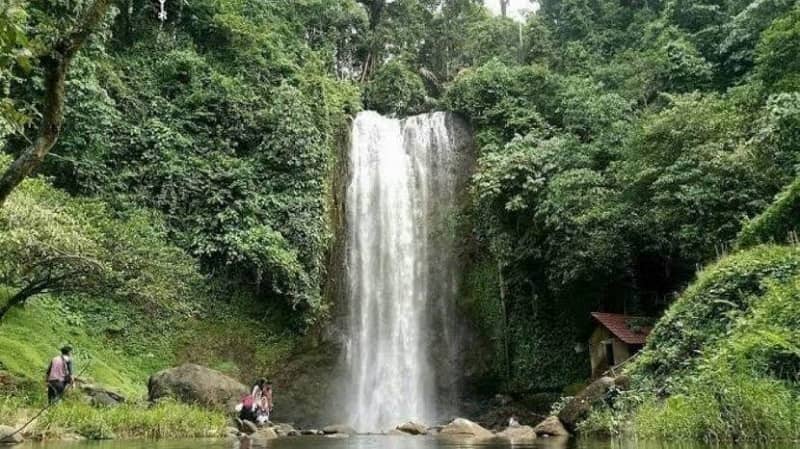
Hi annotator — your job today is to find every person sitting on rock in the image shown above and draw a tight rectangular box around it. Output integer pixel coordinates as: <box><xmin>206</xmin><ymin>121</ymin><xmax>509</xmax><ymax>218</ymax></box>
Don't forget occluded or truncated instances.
<box><xmin>261</xmin><ymin>380</ymin><xmax>273</xmax><ymax>422</ymax></box>
<box><xmin>237</xmin><ymin>393</ymin><xmax>258</xmax><ymax>424</ymax></box>
<box><xmin>251</xmin><ymin>379</ymin><xmax>273</xmax><ymax>424</ymax></box>
<box><xmin>45</xmin><ymin>346</ymin><xmax>73</xmax><ymax>404</ymax></box>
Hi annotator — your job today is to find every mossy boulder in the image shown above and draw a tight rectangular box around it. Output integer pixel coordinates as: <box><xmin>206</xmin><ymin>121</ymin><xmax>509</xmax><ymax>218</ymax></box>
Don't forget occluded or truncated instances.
<box><xmin>147</xmin><ymin>363</ymin><xmax>247</xmax><ymax>410</ymax></box>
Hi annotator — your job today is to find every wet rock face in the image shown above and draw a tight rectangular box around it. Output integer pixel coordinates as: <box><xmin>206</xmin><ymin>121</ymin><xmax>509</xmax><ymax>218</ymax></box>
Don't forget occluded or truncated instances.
<box><xmin>147</xmin><ymin>363</ymin><xmax>247</xmax><ymax>410</ymax></box>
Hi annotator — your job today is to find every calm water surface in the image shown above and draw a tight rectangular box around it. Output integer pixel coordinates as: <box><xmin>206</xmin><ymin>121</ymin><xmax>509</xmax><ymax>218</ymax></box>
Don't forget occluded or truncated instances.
<box><xmin>28</xmin><ymin>436</ymin><xmax>800</xmax><ymax>449</ymax></box>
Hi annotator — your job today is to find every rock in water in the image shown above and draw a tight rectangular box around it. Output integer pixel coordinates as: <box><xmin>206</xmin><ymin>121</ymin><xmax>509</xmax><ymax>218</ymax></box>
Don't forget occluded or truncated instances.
<box><xmin>322</xmin><ymin>424</ymin><xmax>356</xmax><ymax>435</ymax></box>
<box><xmin>250</xmin><ymin>427</ymin><xmax>279</xmax><ymax>444</ymax></box>
<box><xmin>0</xmin><ymin>426</ymin><xmax>23</xmax><ymax>445</ymax></box>
<box><xmin>147</xmin><ymin>363</ymin><xmax>247</xmax><ymax>410</ymax></box>
<box><xmin>272</xmin><ymin>423</ymin><xmax>297</xmax><ymax>437</ymax></box>
<box><xmin>496</xmin><ymin>425</ymin><xmax>537</xmax><ymax>441</ymax></box>
<box><xmin>439</xmin><ymin>418</ymin><xmax>493</xmax><ymax>439</ymax></box>
<box><xmin>396</xmin><ymin>421</ymin><xmax>427</xmax><ymax>435</ymax></box>
<box><xmin>239</xmin><ymin>420</ymin><xmax>259</xmax><ymax>435</ymax></box>
<box><xmin>533</xmin><ymin>416</ymin><xmax>570</xmax><ymax>437</ymax></box>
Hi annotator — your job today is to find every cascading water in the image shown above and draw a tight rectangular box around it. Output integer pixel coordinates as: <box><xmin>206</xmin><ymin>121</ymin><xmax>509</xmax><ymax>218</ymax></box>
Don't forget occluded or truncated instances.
<box><xmin>344</xmin><ymin>110</ymin><xmax>473</xmax><ymax>432</ymax></box>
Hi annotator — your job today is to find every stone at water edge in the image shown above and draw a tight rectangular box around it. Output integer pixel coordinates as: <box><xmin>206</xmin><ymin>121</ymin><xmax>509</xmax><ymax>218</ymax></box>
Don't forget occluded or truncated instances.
<box><xmin>496</xmin><ymin>425</ymin><xmax>537</xmax><ymax>441</ymax></box>
<box><xmin>322</xmin><ymin>424</ymin><xmax>356</xmax><ymax>435</ymax></box>
<box><xmin>250</xmin><ymin>427</ymin><xmax>279</xmax><ymax>442</ymax></box>
<box><xmin>396</xmin><ymin>421</ymin><xmax>428</xmax><ymax>435</ymax></box>
<box><xmin>533</xmin><ymin>416</ymin><xmax>570</xmax><ymax>437</ymax></box>
<box><xmin>558</xmin><ymin>375</ymin><xmax>623</xmax><ymax>431</ymax></box>
<box><xmin>386</xmin><ymin>429</ymin><xmax>407</xmax><ymax>436</ymax></box>
<box><xmin>300</xmin><ymin>429</ymin><xmax>321</xmax><ymax>435</ymax></box>
<box><xmin>272</xmin><ymin>423</ymin><xmax>298</xmax><ymax>437</ymax></box>
<box><xmin>0</xmin><ymin>426</ymin><xmax>23</xmax><ymax>445</ymax></box>
<box><xmin>238</xmin><ymin>419</ymin><xmax>259</xmax><ymax>435</ymax></box>
<box><xmin>439</xmin><ymin>418</ymin><xmax>494</xmax><ymax>439</ymax></box>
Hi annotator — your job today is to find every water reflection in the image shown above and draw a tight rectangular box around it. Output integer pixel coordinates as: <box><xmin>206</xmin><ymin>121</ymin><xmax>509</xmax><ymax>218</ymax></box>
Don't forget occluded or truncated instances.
<box><xmin>27</xmin><ymin>435</ymin><xmax>800</xmax><ymax>449</ymax></box>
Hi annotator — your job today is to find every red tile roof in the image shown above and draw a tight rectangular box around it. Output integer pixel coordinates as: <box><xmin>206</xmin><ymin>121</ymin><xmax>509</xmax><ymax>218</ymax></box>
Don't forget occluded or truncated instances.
<box><xmin>591</xmin><ymin>312</ymin><xmax>652</xmax><ymax>345</ymax></box>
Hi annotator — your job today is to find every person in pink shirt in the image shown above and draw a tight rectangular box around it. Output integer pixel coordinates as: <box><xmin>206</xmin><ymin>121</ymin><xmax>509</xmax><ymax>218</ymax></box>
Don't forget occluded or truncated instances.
<box><xmin>45</xmin><ymin>346</ymin><xmax>73</xmax><ymax>404</ymax></box>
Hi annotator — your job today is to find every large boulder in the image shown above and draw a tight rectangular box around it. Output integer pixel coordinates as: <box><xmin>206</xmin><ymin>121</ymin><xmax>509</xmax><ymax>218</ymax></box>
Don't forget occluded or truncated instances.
<box><xmin>0</xmin><ymin>426</ymin><xmax>22</xmax><ymax>445</ymax></box>
<box><xmin>147</xmin><ymin>364</ymin><xmax>247</xmax><ymax>410</ymax></box>
<box><xmin>496</xmin><ymin>425</ymin><xmax>537</xmax><ymax>441</ymax></box>
<box><xmin>533</xmin><ymin>416</ymin><xmax>569</xmax><ymax>437</ymax></box>
<box><xmin>396</xmin><ymin>421</ymin><xmax>427</xmax><ymax>435</ymax></box>
<box><xmin>439</xmin><ymin>418</ymin><xmax>493</xmax><ymax>439</ymax></box>
<box><xmin>557</xmin><ymin>375</ymin><xmax>626</xmax><ymax>431</ymax></box>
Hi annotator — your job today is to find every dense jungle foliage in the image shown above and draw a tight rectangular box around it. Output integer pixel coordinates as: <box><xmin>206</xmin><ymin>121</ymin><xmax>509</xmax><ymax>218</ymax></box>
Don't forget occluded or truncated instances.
<box><xmin>1</xmin><ymin>0</ymin><xmax>800</xmax><ymax>442</ymax></box>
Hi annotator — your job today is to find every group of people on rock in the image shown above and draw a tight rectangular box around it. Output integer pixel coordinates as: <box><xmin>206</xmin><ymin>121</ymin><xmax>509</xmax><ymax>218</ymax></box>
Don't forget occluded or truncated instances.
<box><xmin>237</xmin><ymin>378</ymin><xmax>274</xmax><ymax>425</ymax></box>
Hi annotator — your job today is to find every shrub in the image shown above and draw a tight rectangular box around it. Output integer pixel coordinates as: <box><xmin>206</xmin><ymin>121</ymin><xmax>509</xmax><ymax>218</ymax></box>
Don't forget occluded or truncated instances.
<box><xmin>363</xmin><ymin>59</ymin><xmax>427</xmax><ymax>116</ymax></box>
<box><xmin>737</xmin><ymin>177</ymin><xmax>800</xmax><ymax>248</ymax></box>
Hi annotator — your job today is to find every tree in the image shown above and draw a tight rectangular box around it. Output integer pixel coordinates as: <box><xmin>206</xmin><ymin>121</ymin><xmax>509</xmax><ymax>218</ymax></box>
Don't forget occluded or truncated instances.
<box><xmin>0</xmin><ymin>164</ymin><xmax>202</xmax><ymax>323</ymax></box>
<box><xmin>500</xmin><ymin>0</ymin><xmax>510</xmax><ymax>17</ymax></box>
<box><xmin>363</xmin><ymin>58</ymin><xmax>427</xmax><ymax>115</ymax></box>
<box><xmin>1</xmin><ymin>3</ymin><xmax>31</xmax><ymax>141</ymax></box>
<box><xmin>0</xmin><ymin>0</ymin><xmax>112</xmax><ymax>206</ymax></box>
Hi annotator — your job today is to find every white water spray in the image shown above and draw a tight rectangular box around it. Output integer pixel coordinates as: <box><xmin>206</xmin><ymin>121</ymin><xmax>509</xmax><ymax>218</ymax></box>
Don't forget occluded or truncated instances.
<box><xmin>344</xmin><ymin>111</ymin><xmax>472</xmax><ymax>432</ymax></box>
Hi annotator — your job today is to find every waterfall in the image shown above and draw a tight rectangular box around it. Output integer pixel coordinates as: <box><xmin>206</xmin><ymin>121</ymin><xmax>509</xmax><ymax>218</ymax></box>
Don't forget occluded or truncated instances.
<box><xmin>344</xmin><ymin>110</ymin><xmax>473</xmax><ymax>432</ymax></box>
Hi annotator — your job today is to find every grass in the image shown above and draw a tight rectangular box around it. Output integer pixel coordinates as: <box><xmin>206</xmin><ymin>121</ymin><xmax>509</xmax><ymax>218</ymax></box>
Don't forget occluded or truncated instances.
<box><xmin>632</xmin><ymin>372</ymin><xmax>800</xmax><ymax>442</ymax></box>
<box><xmin>27</xmin><ymin>399</ymin><xmax>227</xmax><ymax>440</ymax></box>
<box><xmin>0</xmin><ymin>295</ymin><xmax>166</xmax><ymax>400</ymax></box>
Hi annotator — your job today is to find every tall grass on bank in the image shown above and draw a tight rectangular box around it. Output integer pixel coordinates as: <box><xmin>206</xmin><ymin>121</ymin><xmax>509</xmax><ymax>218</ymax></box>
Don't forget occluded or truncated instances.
<box><xmin>632</xmin><ymin>369</ymin><xmax>800</xmax><ymax>441</ymax></box>
<box><xmin>32</xmin><ymin>399</ymin><xmax>227</xmax><ymax>440</ymax></box>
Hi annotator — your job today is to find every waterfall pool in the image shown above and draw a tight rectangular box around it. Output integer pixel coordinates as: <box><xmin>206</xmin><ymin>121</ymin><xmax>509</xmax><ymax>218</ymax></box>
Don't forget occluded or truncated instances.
<box><xmin>24</xmin><ymin>436</ymin><xmax>800</xmax><ymax>449</ymax></box>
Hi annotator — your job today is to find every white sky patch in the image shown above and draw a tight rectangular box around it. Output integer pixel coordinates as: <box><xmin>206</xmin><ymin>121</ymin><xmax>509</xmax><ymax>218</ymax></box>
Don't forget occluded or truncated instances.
<box><xmin>484</xmin><ymin>0</ymin><xmax>539</xmax><ymax>20</ymax></box>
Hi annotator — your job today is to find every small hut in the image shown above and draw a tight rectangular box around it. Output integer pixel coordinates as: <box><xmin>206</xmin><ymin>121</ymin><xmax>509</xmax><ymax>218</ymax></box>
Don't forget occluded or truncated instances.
<box><xmin>588</xmin><ymin>312</ymin><xmax>653</xmax><ymax>378</ymax></box>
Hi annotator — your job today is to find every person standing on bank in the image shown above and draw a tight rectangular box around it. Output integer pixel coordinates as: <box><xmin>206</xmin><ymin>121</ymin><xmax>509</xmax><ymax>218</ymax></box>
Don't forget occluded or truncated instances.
<box><xmin>46</xmin><ymin>346</ymin><xmax>73</xmax><ymax>404</ymax></box>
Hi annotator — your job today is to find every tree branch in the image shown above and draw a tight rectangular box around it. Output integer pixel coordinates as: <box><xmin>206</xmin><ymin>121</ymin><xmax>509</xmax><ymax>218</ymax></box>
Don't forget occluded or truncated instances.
<box><xmin>0</xmin><ymin>0</ymin><xmax>113</xmax><ymax>206</ymax></box>
<box><xmin>0</xmin><ymin>280</ymin><xmax>50</xmax><ymax>322</ymax></box>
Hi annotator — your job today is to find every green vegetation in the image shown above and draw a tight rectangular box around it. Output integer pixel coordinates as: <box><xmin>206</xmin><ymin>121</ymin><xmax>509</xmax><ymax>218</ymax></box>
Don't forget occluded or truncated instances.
<box><xmin>1</xmin><ymin>0</ymin><xmax>800</xmax><ymax>442</ymax></box>
<box><xmin>35</xmin><ymin>400</ymin><xmax>226</xmax><ymax>440</ymax></box>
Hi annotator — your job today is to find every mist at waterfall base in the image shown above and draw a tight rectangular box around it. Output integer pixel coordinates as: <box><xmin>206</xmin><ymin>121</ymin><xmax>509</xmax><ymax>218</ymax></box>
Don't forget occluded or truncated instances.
<box><xmin>343</xmin><ymin>111</ymin><xmax>474</xmax><ymax>433</ymax></box>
